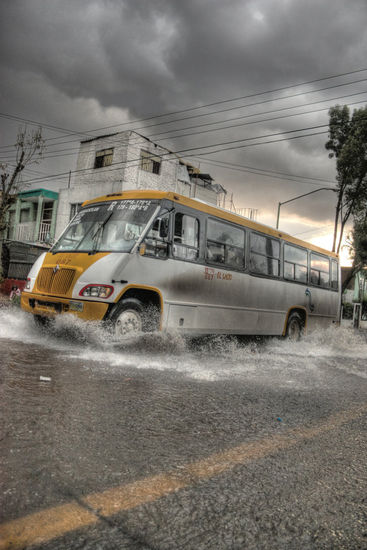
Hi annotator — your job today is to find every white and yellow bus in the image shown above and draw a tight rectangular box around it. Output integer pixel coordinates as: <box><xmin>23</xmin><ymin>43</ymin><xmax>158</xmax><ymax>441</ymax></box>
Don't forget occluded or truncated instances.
<box><xmin>21</xmin><ymin>190</ymin><xmax>340</xmax><ymax>339</ymax></box>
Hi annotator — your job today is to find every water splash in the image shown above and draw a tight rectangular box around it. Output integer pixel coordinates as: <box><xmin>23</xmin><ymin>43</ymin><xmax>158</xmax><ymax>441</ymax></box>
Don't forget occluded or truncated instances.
<box><xmin>0</xmin><ymin>309</ymin><xmax>366</xmax><ymax>383</ymax></box>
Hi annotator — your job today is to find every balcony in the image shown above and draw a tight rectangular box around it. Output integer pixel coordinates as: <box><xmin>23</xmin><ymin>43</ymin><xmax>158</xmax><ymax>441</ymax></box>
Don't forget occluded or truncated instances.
<box><xmin>14</xmin><ymin>222</ymin><xmax>51</xmax><ymax>243</ymax></box>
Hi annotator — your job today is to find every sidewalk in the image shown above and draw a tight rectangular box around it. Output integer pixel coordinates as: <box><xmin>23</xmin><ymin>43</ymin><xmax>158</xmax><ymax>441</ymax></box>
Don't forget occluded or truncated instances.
<box><xmin>340</xmin><ymin>317</ymin><xmax>367</xmax><ymax>331</ymax></box>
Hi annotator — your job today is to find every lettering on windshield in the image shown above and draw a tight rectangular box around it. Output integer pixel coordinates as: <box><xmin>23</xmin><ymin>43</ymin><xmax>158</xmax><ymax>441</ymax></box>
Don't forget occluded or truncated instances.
<box><xmin>71</xmin><ymin>207</ymin><xmax>101</xmax><ymax>226</ymax></box>
<box><xmin>117</xmin><ymin>200</ymin><xmax>152</xmax><ymax>211</ymax></box>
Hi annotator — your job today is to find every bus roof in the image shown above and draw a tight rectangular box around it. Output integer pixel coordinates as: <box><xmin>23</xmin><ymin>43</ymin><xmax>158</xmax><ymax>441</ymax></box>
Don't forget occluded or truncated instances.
<box><xmin>83</xmin><ymin>190</ymin><xmax>338</xmax><ymax>259</ymax></box>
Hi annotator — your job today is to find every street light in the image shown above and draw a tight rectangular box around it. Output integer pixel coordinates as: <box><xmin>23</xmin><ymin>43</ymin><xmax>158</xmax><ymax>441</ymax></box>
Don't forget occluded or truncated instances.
<box><xmin>276</xmin><ymin>187</ymin><xmax>336</xmax><ymax>229</ymax></box>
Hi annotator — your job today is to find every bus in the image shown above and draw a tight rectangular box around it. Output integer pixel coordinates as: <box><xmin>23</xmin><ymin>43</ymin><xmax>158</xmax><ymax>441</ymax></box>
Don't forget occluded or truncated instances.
<box><xmin>21</xmin><ymin>190</ymin><xmax>340</xmax><ymax>339</ymax></box>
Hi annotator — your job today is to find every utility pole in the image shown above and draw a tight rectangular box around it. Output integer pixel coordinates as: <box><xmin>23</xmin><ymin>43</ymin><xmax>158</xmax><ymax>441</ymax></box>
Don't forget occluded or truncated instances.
<box><xmin>276</xmin><ymin>187</ymin><xmax>336</xmax><ymax>229</ymax></box>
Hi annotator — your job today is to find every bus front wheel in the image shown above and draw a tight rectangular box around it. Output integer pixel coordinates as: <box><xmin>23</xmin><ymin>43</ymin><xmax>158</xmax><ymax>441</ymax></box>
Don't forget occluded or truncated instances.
<box><xmin>34</xmin><ymin>315</ymin><xmax>52</xmax><ymax>329</ymax></box>
<box><xmin>286</xmin><ymin>312</ymin><xmax>303</xmax><ymax>341</ymax></box>
<box><xmin>110</xmin><ymin>298</ymin><xmax>147</xmax><ymax>338</ymax></box>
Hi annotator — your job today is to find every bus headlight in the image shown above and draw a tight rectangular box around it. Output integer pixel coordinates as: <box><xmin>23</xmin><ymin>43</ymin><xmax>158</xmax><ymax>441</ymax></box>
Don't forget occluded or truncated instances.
<box><xmin>79</xmin><ymin>285</ymin><xmax>114</xmax><ymax>299</ymax></box>
<box><xmin>25</xmin><ymin>278</ymin><xmax>31</xmax><ymax>290</ymax></box>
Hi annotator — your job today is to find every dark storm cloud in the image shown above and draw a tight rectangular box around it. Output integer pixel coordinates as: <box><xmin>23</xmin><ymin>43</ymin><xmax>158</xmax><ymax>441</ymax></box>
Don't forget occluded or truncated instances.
<box><xmin>1</xmin><ymin>0</ymin><xmax>367</xmax><ymax>232</ymax></box>
<box><xmin>2</xmin><ymin>0</ymin><xmax>366</xmax><ymax>114</ymax></box>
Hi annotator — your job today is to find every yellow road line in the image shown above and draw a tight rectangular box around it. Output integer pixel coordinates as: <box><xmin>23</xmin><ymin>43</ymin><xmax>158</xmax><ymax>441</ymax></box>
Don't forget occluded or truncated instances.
<box><xmin>1</xmin><ymin>404</ymin><xmax>366</xmax><ymax>549</ymax></box>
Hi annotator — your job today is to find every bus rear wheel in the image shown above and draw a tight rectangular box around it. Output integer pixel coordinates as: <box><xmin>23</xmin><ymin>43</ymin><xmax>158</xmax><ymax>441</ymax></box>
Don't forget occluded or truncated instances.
<box><xmin>110</xmin><ymin>298</ymin><xmax>150</xmax><ymax>338</ymax></box>
<box><xmin>286</xmin><ymin>312</ymin><xmax>303</xmax><ymax>341</ymax></box>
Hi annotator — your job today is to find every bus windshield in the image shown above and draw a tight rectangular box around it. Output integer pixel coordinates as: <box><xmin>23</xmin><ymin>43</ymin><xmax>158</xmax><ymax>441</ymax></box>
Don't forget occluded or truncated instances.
<box><xmin>52</xmin><ymin>199</ymin><xmax>159</xmax><ymax>253</ymax></box>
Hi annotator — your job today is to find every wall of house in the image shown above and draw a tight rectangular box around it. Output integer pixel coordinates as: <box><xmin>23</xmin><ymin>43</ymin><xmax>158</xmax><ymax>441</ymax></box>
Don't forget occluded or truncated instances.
<box><xmin>55</xmin><ymin>131</ymin><xmax>220</xmax><ymax>238</ymax></box>
<box><xmin>74</xmin><ymin>132</ymin><xmax>129</xmax><ymax>189</ymax></box>
<box><xmin>122</xmin><ymin>132</ymin><xmax>178</xmax><ymax>192</ymax></box>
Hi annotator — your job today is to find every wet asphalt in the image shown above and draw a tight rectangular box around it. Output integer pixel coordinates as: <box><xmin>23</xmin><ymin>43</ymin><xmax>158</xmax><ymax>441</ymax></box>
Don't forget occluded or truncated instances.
<box><xmin>0</xmin><ymin>307</ymin><xmax>366</xmax><ymax>549</ymax></box>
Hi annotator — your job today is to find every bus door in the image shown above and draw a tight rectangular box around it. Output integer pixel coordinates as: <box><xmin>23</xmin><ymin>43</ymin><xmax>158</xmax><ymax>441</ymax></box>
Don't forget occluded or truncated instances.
<box><xmin>165</xmin><ymin>206</ymin><xmax>205</xmax><ymax>331</ymax></box>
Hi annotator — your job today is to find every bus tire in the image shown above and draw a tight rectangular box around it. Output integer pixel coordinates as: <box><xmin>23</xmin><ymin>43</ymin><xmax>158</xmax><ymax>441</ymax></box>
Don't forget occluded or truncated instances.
<box><xmin>286</xmin><ymin>312</ymin><xmax>303</xmax><ymax>341</ymax></box>
<box><xmin>110</xmin><ymin>298</ymin><xmax>149</xmax><ymax>338</ymax></box>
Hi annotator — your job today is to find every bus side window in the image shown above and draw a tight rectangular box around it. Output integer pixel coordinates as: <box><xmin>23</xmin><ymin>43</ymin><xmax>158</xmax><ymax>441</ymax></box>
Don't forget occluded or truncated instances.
<box><xmin>310</xmin><ymin>253</ymin><xmax>330</xmax><ymax>287</ymax></box>
<box><xmin>284</xmin><ymin>244</ymin><xmax>308</xmax><ymax>283</ymax></box>
<box><xmin>173</xmin><ymin>213</ymin><xmax>199</xmax><ymax>261</ymax></box>
<box><xmin>206</xmin><ymin>218</ymin><xmax>245</xmax><ymax>269</ymax></box>
<box><xmin>250</xmin><ymin>233</ymin><xmax>280</xmax><ymax>277</ymax></box>
<box><xmin>331</xmin><ymin>260</ymin><xmax>338</xmax><ymax>289</ymax></box>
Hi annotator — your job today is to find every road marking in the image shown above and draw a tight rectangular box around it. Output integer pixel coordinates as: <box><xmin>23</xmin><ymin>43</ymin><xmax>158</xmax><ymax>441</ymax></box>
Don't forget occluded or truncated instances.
<box><xmin>1</xmin><ymin>404</ymin><xmax>366</xmax><ymax>549</ymax></box>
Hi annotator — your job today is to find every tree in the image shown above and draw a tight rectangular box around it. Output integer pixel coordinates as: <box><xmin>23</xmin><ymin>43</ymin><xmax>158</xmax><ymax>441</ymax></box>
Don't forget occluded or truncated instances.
<box><xmin>325</xmin><ymin>105</ymin><xmax>367</xmax><ymax>253</ymax></box>
<box><xmin>0</xmin><ymin>126</ymin><xmax>45</xmax><ymax>279</ymax></box>
<box><xmin>352</xmin><ymin>214</ymin><xmax>367</xmax><ymax>268</ymax></box>
<box><xmin>342</xmin><ymin>211</ymin><xmax>367</xmax><ymax>293</ymax></box>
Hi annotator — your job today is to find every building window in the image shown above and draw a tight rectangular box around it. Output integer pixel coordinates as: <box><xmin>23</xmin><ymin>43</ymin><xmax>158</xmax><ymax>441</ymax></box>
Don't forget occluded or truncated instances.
<box><xmin>42</xmin><ymin>201</ymin><xmax>54</xmax><ymax>223</ymax></box>
<box><xmin>250</xmin><ymin>233</ymin><xmax>280</xmax><ymax>277</ymax></box>
<box><xmin>206</xmin><ymin>218</ymin><xmax>245</xmax><ymax>269</ymax></box>
<box><xmin>140</xmin><ymin>150</ymin><xmax>161</xmax><ymax>175</ymax></box>
<box><xmin>94</xmin><ymin>148</ymin><xmax>114</xmax><ymax>169</ymax></box>
<box><xmin>70</xmin><ymin>203</ymin><xmax>82</xmax><ymax>220</ymax></box>
<box><xmin>284</xmin><ymin>244</ymin><xmax>308</xmax><ymax>283</ymax></box>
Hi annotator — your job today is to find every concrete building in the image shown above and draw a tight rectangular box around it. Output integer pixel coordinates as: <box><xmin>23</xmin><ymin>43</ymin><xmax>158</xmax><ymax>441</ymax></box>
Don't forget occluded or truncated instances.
<box><xmin>5</xmin><ymin>188</ymin><xmax>59</xmax><ymax>244</ymax></box>
<box><xmin>55</xmin><ymin>131</ymin><xmax>226</xmax><ymax>237</ymax></box>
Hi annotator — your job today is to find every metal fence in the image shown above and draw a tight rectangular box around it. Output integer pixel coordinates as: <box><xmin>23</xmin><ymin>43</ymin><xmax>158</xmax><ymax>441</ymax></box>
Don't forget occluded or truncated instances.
<box><xmin>1</xmin><ymin>240</ymin><xmax>50</xmax><ymax>280</ymax></box>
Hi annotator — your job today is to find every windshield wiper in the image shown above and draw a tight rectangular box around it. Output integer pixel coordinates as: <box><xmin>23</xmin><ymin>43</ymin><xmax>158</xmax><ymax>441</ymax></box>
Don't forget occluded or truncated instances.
<box><xmin>87</xmin><ymin>212</ymin><xmax>114</xmax><ymax>255</ymax></box>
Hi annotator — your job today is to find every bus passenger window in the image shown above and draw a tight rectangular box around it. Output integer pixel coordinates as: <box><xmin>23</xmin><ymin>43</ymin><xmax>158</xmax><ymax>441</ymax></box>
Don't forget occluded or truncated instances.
<box><xmin>173</xmin><ymin>213</ymin><xmax>199</xmax><ymax>261</ymax></box>
<box><xmin>206</xmin><ymin>218</ymin><xmax>245</xmax><ymax>269</ymax></box>
<box><xmin>284</xmin><ymin>261</ymin><xmax>294</xmax><ymax>279</ymax></box>
<box><xmin>331</xmin><ymin>260</ymin><xmax>338</xmax><ymax>289</ymax></box>
<box><xmin>310</xmin><ymin>253</ymin><xmax>330</xmax><ymax>287</ymax></box>
<box><xmin>250</xmin><ymin>233</ymin><xmax>280</xmax><ymax>276</ymax></box>
<box><xmin>284</xmin><ymin>244</ymin><xmax>308</xmax><ymax>283</ymax></box>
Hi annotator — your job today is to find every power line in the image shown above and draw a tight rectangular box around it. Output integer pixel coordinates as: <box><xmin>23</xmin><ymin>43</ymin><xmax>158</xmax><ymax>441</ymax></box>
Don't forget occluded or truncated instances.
<box><xmin>192</xmin><ymin>157</ymin><xmax>336</xmax><ymax>186</ymax></box>
<box><xmin>294</xmin><ymin>223</ymin><xmax>334</xmax><ymax>237</ymax></box>
<box><xmin>0</xmin><ymin>68</ymin><xmax>366</xmax><ymax>151</ymax></box>
<box><xmin>19</xmin><ymin>123</ymin><xmax>332</xmax><ymax>186</ymax></box>
<box><xmin>192</xmin><ymin>130</ymin><xmax>328</xmax><ymax>158</ymax></box>
<box><xmin>149</xmin><ymin>98</ymin><xmax>367</xmax><ymax>144</ymax></box>
<box><xmin>167</xmin><ymin>124</ymin><xmax>329</xmax><ymax>156</ymax></box>
<box><xmin>7</xmin><ymin>133</ymin><xmax>337</xmax><ymax>191</ymax></box>
<box><xmin>9</xmin><ymin>107</ymin><xmax>367</xmax><ymax>191</ymax></box>
<box><xmin>123</xmin><ymin>77</ymin><xmax>367</xmax><ymax>134</ymax></box>
<box><xmin>147</xmin><ymin>94</ymin><xmax>367</xmax><ymax>141</ymax></box>
<box><xmin>2</xmin><ymin>92</ymin><xmax>366</xmax><ymax>164</ymax></box>
<box><xmin>0</xmin><ymin>113</ymin><xmax>87</xmax><ymax>138</ymax></box>
<box><xmin>44</xmin><ymin>67</ymin><xmax>367</xmax><ymax>135</ymax></box>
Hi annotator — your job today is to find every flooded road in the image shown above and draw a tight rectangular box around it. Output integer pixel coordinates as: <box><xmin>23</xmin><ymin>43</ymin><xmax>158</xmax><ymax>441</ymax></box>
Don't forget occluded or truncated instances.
<box><xmin>1</xmin><ymin>307</ymin><xmax>366</xmax><ymax>549</ymax></box>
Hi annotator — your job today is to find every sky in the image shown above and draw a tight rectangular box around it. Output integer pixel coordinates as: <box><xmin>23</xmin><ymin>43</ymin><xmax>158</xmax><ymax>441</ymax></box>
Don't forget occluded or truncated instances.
<box><xmin>1</xmin><ymin>0</ymin><xmax>367</xmax><ymax>264</ymax></box>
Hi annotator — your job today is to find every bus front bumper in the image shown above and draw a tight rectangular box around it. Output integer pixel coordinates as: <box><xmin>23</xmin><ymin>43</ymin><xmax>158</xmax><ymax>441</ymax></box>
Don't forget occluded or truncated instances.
<box><xmin>21</xmin><ymin>292</ymin><xmax>110</xmax><ymax>321</ymax></box>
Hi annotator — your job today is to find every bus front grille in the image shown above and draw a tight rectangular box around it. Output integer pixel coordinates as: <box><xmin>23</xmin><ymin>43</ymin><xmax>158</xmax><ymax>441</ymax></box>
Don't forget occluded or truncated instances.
<box><xmin>36</xmin><ymin>268</ymin><xmax>76</xmax><ymax>295</ymax></box>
